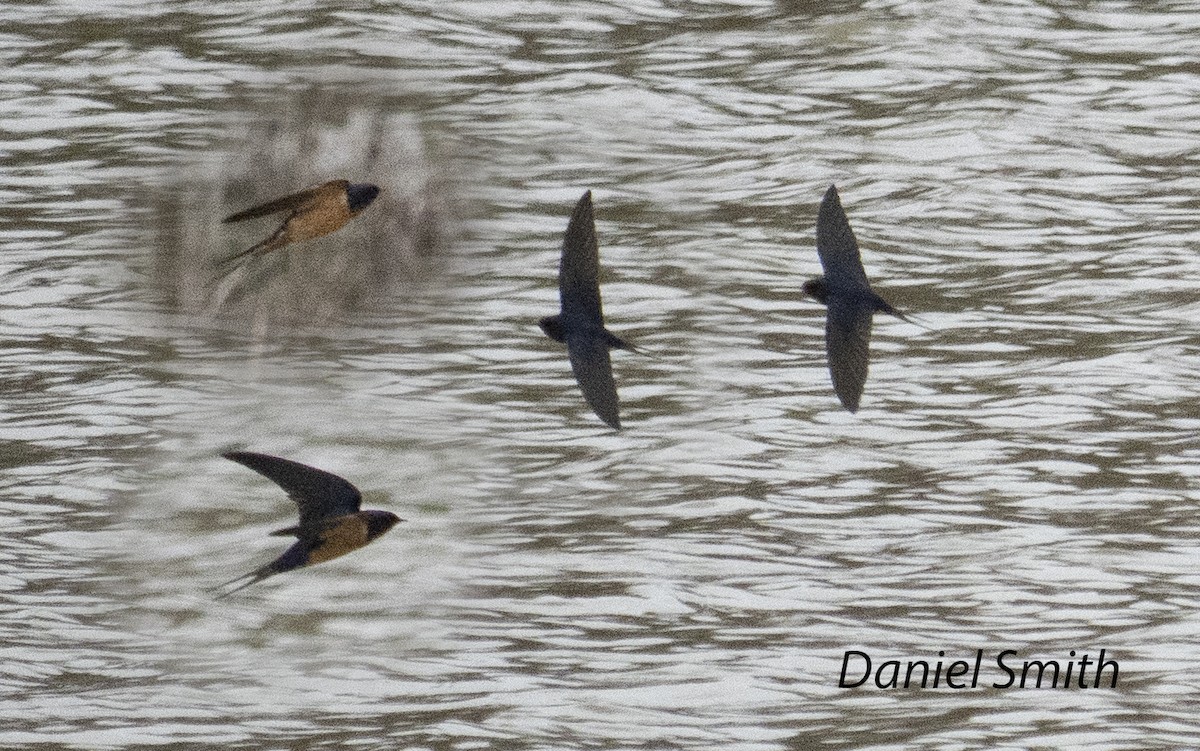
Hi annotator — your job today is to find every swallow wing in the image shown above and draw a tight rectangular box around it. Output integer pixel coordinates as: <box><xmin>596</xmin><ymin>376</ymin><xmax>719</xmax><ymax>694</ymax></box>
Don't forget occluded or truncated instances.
<box><xmin>824</xmin><ymin>297</ymin><xmax>874</xmax><ymax>413</ymax></box>
<box><xmin>559</xmin><ymin>191</ymin><xmax>604</xmax><ymax>327</ymax></box>
<box><xmin>222</xmin><ymin>180</ymin><xmax>349</xmax><ymax>223</ymax></box>
<box><xmin>223</xmin><ymin>451</ymin><xmax>363</xmax><ymax>531</ymax></box>
<box><xmin>566</xmin><ymin>332</ymin><xmax>620</xmax><ymax>429</ymax></box>
<box><xmin>816</xmin><ymin>184</ymin><xmax>870</xmax><ymax>289</ymax></box>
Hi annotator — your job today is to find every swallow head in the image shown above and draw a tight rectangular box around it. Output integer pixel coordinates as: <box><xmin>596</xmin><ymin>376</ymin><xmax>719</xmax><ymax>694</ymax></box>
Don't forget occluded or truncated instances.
<box><xmin>361</xmin><ymin>509</ymin><xmax>402</xmax><ymax>540</ymax></box>
<box><xmin>346</xmin><ymin>183</ymin><xmax>382</xmax><ymax>214</ymax></box>
<box><xmin>539</xmin><ymin>314</ymin><xmax>566</xmax><ymax>343</ymax></box>
<box><xmin>802</xmin><ymin>278</ymin><xmax>829</xmax><ymax>305</ymax></box>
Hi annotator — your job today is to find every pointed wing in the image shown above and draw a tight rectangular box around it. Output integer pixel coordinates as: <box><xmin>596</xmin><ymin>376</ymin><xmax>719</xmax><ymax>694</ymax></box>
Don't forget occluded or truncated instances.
<box><xmin>566</xmin><ymin>333</ymin><xmax>620</xmax><ymax>429</ymax></box>
<box><xmin>816</xmin><ymin>184</ymin><xmax>870</xmax><ymax>288</ymax></box>
<box><xmin>824</xmin><ymin>297</ymin><xmax>874</xmax><ymax>413</ymax></box>
<box><xmin>222</xmin><ymin>180</ymin><xmax>348</xmax><ymax>223</ymax></box>
<box><xmin>559</xmin><ymin>191</ymin><xmax>604</xmax><ymax>327</ymax></box>
<box><xmin>223</xmin><ymin>451</ymin><xmax>362</xmax><ymax>530</ymax></box>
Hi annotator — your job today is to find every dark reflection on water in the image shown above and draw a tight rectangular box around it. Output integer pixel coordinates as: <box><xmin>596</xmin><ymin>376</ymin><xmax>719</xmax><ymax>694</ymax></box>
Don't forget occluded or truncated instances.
<box><xmin>1</xmin><ymin>0</ymin><xmax>1198</xmax><ymax>748</ymax></box>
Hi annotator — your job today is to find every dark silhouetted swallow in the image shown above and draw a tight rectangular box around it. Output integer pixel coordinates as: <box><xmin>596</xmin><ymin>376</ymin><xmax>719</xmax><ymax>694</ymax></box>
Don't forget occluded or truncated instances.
<box><xmin>221</xmin><ymin>179</ymin><xmax>381</xmax><ymax>266</ymax></box>
<box><xmin>215</xmin><ymin>451</ymin><xmax>401</xmax><ymax>598</ymax></box>
<box><xmin>802</xmin><ymin>184</ymin><xmax>910</xmax><ymax>413</ymax></box>
<box><xmin>539</xmin><ymin>190</ymin><xmax>635</xmax><ymax>430</ymax></box>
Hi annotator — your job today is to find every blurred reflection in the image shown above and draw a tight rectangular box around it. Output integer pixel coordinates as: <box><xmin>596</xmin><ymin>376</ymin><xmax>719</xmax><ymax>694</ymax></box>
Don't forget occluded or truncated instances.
<box><xmin>152</xmin><ymin>91</ymin><xmax>453</xmax><ymax>330</ymax></box>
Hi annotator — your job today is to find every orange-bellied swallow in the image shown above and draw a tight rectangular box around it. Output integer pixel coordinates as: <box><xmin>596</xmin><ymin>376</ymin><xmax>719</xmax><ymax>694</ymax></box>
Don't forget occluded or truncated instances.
<box><xmin>220</xmin><ymin>179</ymin><xmax>381</xmax><ymax>266</ymax></box>
<box><xmin>802</xmin><ymin>184</ymin><xmax>911</xmax><ymax>412</ymax></box>
<box><xmin>214</xmin><ymin>451</ymin><xmax>401</xmax><ymax>598</ymax></box>
<box><xmin>538</xmin><ymin>191</ymin><xmax>636</xmax><ymax>430</ymax></box>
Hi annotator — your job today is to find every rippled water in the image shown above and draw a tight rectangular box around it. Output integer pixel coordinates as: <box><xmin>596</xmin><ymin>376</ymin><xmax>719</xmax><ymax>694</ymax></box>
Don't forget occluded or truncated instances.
<box><xmin>2</xmin><ymin>1</ymin><xmax>1199</xmax><ymax>749</ymax></box>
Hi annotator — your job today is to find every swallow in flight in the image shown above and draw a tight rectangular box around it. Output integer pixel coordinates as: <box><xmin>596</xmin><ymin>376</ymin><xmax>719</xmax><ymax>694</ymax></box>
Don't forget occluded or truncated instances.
<box><xmin>215</xmin><ymin>451</ymin><xmax>401</xmax><ymax>598</ymax></box>
<box><xmin>221</xmin><ymin>179</ymin><xmax>381</xmax><ymax>266</ymax></box>
<box><xmin>539</xmin><ymin>190</ymin><xmax>636</xmax><ymax>430</ymax></box>
<box><xmin>802</xmin><ymin>184</ymin><xmax>910</xmax><ymax>413</ymax></box>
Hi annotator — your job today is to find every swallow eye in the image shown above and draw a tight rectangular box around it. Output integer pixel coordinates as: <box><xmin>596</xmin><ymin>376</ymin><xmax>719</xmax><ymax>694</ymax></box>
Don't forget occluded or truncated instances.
<box><xmin>346</xmin><ymin>183</ymin><xmax>381</xmax><ymax>213</ymax></box>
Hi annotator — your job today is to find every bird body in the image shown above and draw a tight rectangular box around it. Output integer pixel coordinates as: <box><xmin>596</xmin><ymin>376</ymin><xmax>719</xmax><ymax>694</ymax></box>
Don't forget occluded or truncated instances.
<box><xmin>215</xmin><ymin>451</ymin><xmax>401</xmax><ymax>598</ymax></box>
<box><xmin>804</xmin><ymin>184</ymin><xmax>909</xmax><ymax>412</ymax></box>
<box><xmin>221</xmin><ymin>179</ymin><xmax>381</xmax><ymax>266</ymax></box>
<box><xmin>539</xmin><ymin>191</ymin><xmax>633</xmax><ymax>430</ymax></box>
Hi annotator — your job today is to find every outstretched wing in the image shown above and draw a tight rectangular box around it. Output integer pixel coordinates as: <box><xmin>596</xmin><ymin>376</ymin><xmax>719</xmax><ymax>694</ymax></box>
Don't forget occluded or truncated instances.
<box><xmin>559</xmin><ymin>191</ymin><xmax>604</xmax><ymax>327</ymax></box>
<box><xmin>566</xmin><ymin>333</ymin><xmax>620</xmax><ymax>430</ymax></box>
<box><xmin>824</xmin><ymin>297</ymin><xmax>874</xmax><ymax>413</ymax></box>
<box><xmin>816</xmin><ymin>184</ymin><xmax>870</xmax><ymax>289</ymax></box>
<box><xmin>223</xmin><ymin>451</ymin><xmax>362</xmax><ymax>531</ymax></box>
<box><xmin>222</xmin><ymin>180</ymin><xmax>348</xmax><ymax>223</ymax></box>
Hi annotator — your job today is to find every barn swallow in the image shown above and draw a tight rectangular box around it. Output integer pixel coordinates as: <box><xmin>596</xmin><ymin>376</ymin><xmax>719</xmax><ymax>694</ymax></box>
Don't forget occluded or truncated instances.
<box><xmin>214</xmin><ymin>451</ymin><xmax>401</xmax><ymax>598</ymax></box>
<box><xmin>538</xmin><ymin>191</ymin><xmax>635</xmax><ymax>430</ymax></box>
<box><xmin>802</xmin><ymin>184</ymin><xmax>910</xmax><ymax>413</ymax></box>
<box><xmin>221</xmin><ymin>179</ymin><xmax>381</xmax><ymax>266</ymax></box>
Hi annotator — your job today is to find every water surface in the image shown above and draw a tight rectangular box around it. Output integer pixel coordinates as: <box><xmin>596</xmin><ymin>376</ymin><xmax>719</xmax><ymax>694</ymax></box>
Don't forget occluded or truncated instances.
<box><xmin>1</xmin><ymin>2</ymin><xmax>1198</xmax><ymax>749</ymax></box>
